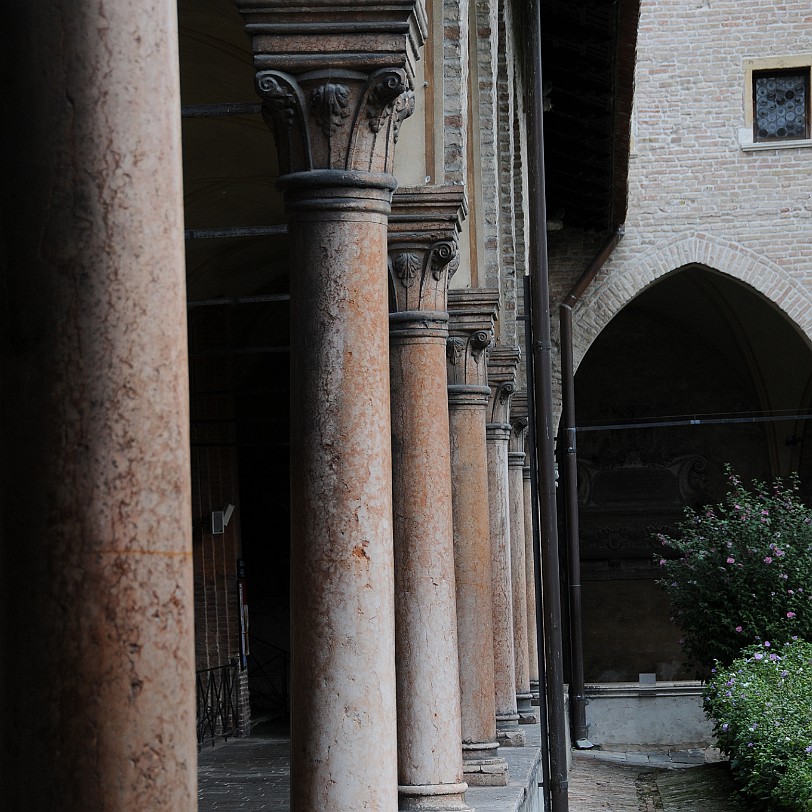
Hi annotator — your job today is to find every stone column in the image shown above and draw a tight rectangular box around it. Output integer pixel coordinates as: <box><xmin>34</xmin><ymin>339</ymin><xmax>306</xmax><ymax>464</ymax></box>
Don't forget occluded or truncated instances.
<box><xmin>486</xmin><ymin>346</ymin><xmax>525</xmax><ymax>747</ymax></box>
<box><xmin>447</xmin><ymin>290</ymin><xmax>509</xmax><ymax>787</ymax></box>
<box><xmin>235</xmin><ymin>4</ymin><xmax>427</xmax><ymax>810</ymax></box>
<box><xmin>509</xmin><ymin>394</ymin><xmax>536</xmax><ymax>724</ymax></box>
<box><xmin>1</xmin><ymin>3</ymin><xmax>195</xmax><ymax>809</ymax></box>
<box><xmin>524</xmin><ymin>463</ymin><xmax>542</xmax><ymax>701</ymax></box>
<box><xmin>388</xmin><ymin>186</ymin><xmax>470</xmax><ymax>812</ymax></box>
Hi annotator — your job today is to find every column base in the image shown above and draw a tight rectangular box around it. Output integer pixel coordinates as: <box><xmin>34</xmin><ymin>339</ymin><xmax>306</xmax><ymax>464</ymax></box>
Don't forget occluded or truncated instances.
<box><xmin>398</xmin><ymin>781</ymin><xmax>470</xmax><ymax>811</ymax></box>
<box><xmin>530</xmin><ymin>680</ymin><xmax>541</xmax><ymax>706</ymax></box>
<box><xmin>516</xmin><ymin>692</ymin><xmax>537</xmax><ymax>724</ymax></box>
<box><xmin>495</xmin><ymin>713</ymin><xmax>526</xmax><ymax>747</ymax></box>
<box><xmin>462</xmin><ymin>741</ymin><xmax>509</xmax><ymax>787</ymax></box>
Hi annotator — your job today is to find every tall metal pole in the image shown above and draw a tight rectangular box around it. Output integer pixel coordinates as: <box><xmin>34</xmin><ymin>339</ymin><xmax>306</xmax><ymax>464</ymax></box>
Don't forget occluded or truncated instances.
<box><xmin>527</xmin><ymin>1</ymin><xmax>569</xmax><ymax>808</ymax></box>
<box><xmin>523</xmin><ymin>276</ymin><xmax>552</xmax><ymax>812</ymax></box>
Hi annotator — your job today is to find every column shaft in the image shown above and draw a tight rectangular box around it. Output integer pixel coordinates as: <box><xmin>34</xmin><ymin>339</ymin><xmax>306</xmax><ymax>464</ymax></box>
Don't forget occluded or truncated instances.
<box><xmin>1</xmin><ymin>3</ymin><xmax>195</xmax><ymax>808</ymax></box>
<box><xmin>447</xmin><ymin>290</ymin><xmax>508</xmax><ymax>786</ymax></box>
<box><xmin>486</xmin><ymin>347</ymin><xmax>524</xmax><ymax>747</ymax></box>
<box><xmin>524</xmin><ymin>466</ymin><xmax>541</xmax><ymax>695</ymax></box>
<box><xmin>287</xmin><ymin>176</ymin><xmax>399</xmax><ymax>812</ymax></box>
<box><xmin>389</xmin><ymin>187</ymin><xmax>469</xmax><ymax>811</ymax></box>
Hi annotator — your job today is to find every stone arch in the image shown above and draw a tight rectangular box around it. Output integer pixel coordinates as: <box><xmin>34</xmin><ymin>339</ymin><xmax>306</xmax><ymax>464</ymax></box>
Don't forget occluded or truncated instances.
<box><xmin>572</xmin><ymin>232</ymin><xmax>812</xmax><ymax>371</ymax></box>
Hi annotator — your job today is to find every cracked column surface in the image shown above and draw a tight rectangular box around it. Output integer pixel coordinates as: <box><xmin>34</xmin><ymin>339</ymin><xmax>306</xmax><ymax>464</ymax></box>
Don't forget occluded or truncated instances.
<box><xmin>235</xmin><ymin>3</ymin><xmax>427</xmax><ymax>810</ymax></box>
<box><xmin>447</xmin><ymin>290</ymin><xmax>509</xmax><ymax>786</ymax></box>
<box><xmin>486</xmin><ymin>346</ymin><xmax>526</xmax><ymax>748</ymax></box>
<box><xmin>389</xmin><ymin>187</ymin><xmax>470</xmax><ymax>812</ymax></box>
<box><xmin>1</xmin><ymin>2</ymin><xmax>195</xmax><ymax>808</ymax></box>
<box><xmin>509</xmin><ymin>394</ymin><xmax>535</xmax><ymax>724</ymax></box>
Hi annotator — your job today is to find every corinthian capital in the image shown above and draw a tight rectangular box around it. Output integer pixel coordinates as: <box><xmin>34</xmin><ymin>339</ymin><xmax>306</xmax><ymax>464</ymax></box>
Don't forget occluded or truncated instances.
<box><xmin>510</xmin><ymin>392</ymin><xmax>529</xmax><ymax>454</ymax></box>
<box><xmin>388</xmin><ymin>186</ymin><xmax>468</xmax><ymax>314</ymax></box>
<box><xmin>486</xmin><ymin>346</ymin><xmax>521</xmax><ymax>427</ymax></box>
<box><xmin>236</xmin><ymin>1</ymin><xmax>427</xmax><ymax>176</ymax></box>
<box><xmin>446</xmin><ymin>289</ymin><xmax>500</xmax><ymax>390</ymax></box>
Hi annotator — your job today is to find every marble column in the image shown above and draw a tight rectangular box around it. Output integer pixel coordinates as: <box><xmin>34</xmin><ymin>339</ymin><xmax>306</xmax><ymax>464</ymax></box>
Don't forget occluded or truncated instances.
<box><xmin>486</xmin><ymin>346</ymin><xmax>525</xmax><ymax>747</ymax></box>
<box><xmin>509</xmin><ymin>394</ymin><xmax>536</xmax><ymax>724</ymax></box>
<box><xmin>447</xmin><ymin>290</ymin><xmax>509</xmax><ymax>787</ymax></box>
<box><xmin>524</xmin><ymin>463</ymin><xmax>542</xmax><ymax>701</ymax></box>
<box><xmin>1</xmin><ymin>3</ymin><xmax>195</xmax><ymax>808</ymax></box>
<box><xmin>236</xmin><ymin>4</ymin><xmax>427</xmax><ymax>810</ymax></box>
<box><xmin>388</xmin><ymin>187</ymin><xmax>470</xmax><ymax>812</ymax></box>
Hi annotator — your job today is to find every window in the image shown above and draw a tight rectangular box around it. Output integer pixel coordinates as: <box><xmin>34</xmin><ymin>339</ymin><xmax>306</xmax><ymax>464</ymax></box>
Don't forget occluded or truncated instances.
<box><xmin>753</xmin><ymin>69</ymin><xmax>809</xmax><ymax>142</ymax></box>
<box><xmin>740</xmin><ymin>56</ymin><xmax>812</xmax><ymax>151</ymax></box>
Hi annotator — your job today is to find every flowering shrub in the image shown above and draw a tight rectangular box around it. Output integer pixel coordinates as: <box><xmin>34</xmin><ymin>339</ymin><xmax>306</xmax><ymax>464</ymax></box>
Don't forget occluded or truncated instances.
<box><xmin>704</xmin><ymin>640</ymin><xmax>812</xmax><ymax>810</ymax></box>
<box><xmin>656</xmin><ymin>470</ymin><xmax>812</xmax><ymax>670</ymax></box>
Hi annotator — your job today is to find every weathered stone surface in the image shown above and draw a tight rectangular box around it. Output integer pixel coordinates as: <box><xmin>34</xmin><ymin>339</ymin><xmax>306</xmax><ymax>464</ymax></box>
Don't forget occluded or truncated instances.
<box><xmin>447</xmin><ymin>290</ymin><xmax>508</xmax><ymax>785</ymax></box>
<box><xmin>486</xmin><ymin>346</ymin><xmax>525</xmax><ymax>747</ymax></box>
<box><xmin>1</xmin><ymin>2</ymin><xmax>195</xmax><ymax>808</ymax></box>
<box><xmin>389</xmin><ymin>187</ymin><xmax>470</xmax><ymax>810</ymax></box>
<box><xmin>509</xmin><ymin>393</ymin><xmax>532</xmax><ymax>720</ymax></box>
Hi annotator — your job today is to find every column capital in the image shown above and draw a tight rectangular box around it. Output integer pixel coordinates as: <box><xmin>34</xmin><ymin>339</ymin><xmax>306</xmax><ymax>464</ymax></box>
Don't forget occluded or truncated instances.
<box><xmin>509</xmin><ymin>392</ymin><xmax>529</xmax><ymax>455</ymax></box>
<box><xmin>446</xmin><ymin>289</ymin><xmax>500</xmax><ymax>394</ymax></box>
<box><xmin>388</xmin><ymin>185</ymin><xmax>468</xmax><ymax>316</ymax></box>
<box><xmin>236</xmin><ymin>1</ymin><xmax>427</xmax><ymax>176</ymax></box>
<box><xmin>487</xmin><ymin>346</ymin><xmax>520</xmax><ymax>427</ymax></box>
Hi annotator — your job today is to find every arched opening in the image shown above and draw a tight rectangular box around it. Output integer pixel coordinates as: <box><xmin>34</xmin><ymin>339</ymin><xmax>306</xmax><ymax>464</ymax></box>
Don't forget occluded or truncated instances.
<box><xmin>571</xmin><ymin>265</ymin><xmax>812</xmax><ymax>682</ymax></box>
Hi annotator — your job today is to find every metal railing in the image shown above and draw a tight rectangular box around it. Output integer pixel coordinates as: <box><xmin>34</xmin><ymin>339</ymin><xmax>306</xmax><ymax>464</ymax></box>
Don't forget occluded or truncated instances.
<box><xmin>196</xmin><ymin>659</ymin><xmax>239</xmax><ymax>747</ymax></box>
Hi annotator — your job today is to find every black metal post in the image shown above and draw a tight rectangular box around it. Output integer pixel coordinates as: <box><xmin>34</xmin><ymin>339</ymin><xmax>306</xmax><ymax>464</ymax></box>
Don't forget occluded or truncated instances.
<box><xmin>527</xmin><ymin>1</ymin><xmax>569</xmax><ymax>808</ymax></box>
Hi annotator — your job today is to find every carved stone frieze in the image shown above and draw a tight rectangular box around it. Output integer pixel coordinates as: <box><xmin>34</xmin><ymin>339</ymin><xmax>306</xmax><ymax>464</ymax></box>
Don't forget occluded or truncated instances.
<box><xmin>387</xmin><ymin>186</ymin><xmax>468</xmax><ymax>314</ymax></box>
<box><xmin>446</xmin><ymin>289</ymin><xmax>500</xmax><ymax>391</ymax></box>
<box><xmin>486</xmin><ymin>346</ymin><xmax>521</xmax><ymax>427</ymax></box>
<box><xmin>237</xmin><ymin>1</ymin><xmax>427</xmax><ymax>176</ymax></box>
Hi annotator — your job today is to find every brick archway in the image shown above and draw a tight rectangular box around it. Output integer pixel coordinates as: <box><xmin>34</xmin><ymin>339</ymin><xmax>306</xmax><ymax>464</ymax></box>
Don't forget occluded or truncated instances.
<box><xmin>572</xmin><ymin>233</ymin><xmax>812</xmax><ymax>371</ymax></box>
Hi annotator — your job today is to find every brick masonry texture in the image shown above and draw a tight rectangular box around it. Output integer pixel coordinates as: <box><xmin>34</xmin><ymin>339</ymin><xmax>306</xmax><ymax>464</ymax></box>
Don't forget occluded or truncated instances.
<box><xmin>547</xmin><ymin>0</ymin><xmax>812</xmax><ymax>422</ymax></box>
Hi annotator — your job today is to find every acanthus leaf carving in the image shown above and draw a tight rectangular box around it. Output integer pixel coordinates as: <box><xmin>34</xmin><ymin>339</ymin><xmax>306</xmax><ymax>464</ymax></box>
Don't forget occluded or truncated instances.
<box><xmin>393</xmin><ymin>252</ymin><xmax>421</xmax><ymax>288</ymax></box>
<box><xmin>311</xmin><ymin>82</ymin><xmax>352</xmax><ymax>136</ymax></box>
<box><xmin>256</xmin><ymin>71</ymin><xmax>300</xmax><ymax>129</ymax></box>
<box><xmin>447</xmin><ymin>337</ymin><xmax>465</xmax><ymax>366</ymax></box>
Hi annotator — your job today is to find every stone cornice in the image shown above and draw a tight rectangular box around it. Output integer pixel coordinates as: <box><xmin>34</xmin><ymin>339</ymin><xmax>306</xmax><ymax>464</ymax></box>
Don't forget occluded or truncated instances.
<box><xmin>486</xmin><ymin>346</ymin><xmax>520</xmax><ymax>427</ymax></box>
<box><xmin>388</xmin><ymin>185</ymin><xmax>468</xmax><ymax>314</ymax></box>
<box><xmin>236</xmin><ymin>1</ymin><xmax>427</xmax><ymax>176</ymax></box>
<box><xmin>236</xmin><ymin>1</ymin><xmax>427</xmax><ymax>77</ymax></box>
<box><xmin>446</xmin><ymin>289</ymin><xmax>499</xmax><ymax>389</ymax></box>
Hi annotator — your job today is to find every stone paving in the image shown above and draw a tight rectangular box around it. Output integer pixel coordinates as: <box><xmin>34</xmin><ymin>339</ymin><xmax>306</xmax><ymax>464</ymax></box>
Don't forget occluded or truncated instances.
<box><xmin>198</xmin><ymin>723</ymin><xmax>741</xmax><ymax>812</ymax></box>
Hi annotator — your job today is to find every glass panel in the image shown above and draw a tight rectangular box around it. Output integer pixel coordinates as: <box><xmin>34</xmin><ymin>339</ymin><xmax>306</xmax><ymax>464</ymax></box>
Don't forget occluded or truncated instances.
<box><xmin>754</xmin><ymin>71</ymin><xmax>808</xmax><ymax>141</ymax></box>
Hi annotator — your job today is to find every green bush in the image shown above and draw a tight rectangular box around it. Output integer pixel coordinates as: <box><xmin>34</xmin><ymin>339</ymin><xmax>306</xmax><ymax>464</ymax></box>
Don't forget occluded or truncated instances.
<box><xmin>704</xmin><ymin>640</ymin><xmax>812</xmax><ymax>810</ymax></box>
<box><xmin>656</xmin><ymin>470</ymin><xmax>812</xmax><ymax>670</ymax></box>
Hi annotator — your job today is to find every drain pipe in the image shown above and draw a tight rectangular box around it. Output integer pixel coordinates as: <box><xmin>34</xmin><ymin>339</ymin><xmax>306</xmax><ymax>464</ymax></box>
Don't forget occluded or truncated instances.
<box><xmin>527</xmin><ymin>1</ymin><xmax>569</xmax><ymax>809</ymax></box>
<box><xmin>560</xmin><ymin>227</ymin><xmax>624</xmax><ymax>748</ymax></box>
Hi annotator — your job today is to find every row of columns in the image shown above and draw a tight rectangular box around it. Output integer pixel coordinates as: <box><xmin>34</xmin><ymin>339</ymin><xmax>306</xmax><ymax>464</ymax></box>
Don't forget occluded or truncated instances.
<box><xmin>237</xmin><ymin>3</ymin><xmax>541</xmax><ymax>810</ymax></box>
<box><xmin>2</xmin><ymin>2</ymin><xmax>545</xmax><ymax>809</ymax></box>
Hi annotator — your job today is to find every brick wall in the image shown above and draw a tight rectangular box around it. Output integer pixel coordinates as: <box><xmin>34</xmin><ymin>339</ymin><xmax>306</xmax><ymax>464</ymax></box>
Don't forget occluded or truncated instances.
<box><xmin>548</xmin><ymin>0</ymin><xmax>812</xmax><ymax>419</ymax></box>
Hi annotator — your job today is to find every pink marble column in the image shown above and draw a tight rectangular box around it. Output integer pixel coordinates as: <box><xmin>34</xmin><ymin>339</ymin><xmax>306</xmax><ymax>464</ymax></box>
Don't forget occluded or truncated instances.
<box><xmin>486</xmin><ymin>346</ymin><xmax>525</xmax><ymax>747</ymax></box>
<box><xmin>524</xmin><ymin>459</ymin><xmax>542</xmax><ymax>700</ymax></box>
<box><xmin>388</xmin><ymin>187</ymin><xmax>470</xmax><ymax>811</ymax></box>
<box><xmin>509</xmin><ymin>395</ymin><xmax>536</xmax><ymax>724</ymax></box>
<box><xmin>447</xmin><ymin>290</ymin><xmax>509</xmax><ymax>787</ymax></box>
<box><xmin>2</xmin><ymin>3</ymin><xmax>195</xmax><ymax>808</ymax></box>
<box><xmin>236</xmin><ymin>4</ymin><xmax>426</xmax><ymax>810</ymax></box>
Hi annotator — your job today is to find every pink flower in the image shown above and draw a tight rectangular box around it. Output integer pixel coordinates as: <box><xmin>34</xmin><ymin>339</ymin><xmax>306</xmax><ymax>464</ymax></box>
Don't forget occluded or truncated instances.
<box><xmin>787</xmin><ymin>611</ymin><xmax>796</xmax><ymax>619</ymax></box>
<box><xmin>764</xmin><ymin>556</ymin><xmax>773</xmax><ymax>564</ymax></box>
<box><xmin>735</xmin><ymin>626</ymin><xmax>743</xmax><ymax>633</ymax></box>
<box><xmin>727</xmin><ymin>557</ymin><xmax>735</xmax><ymax>564</ymax></box>
<box><xmin>659</xmin><ymin>558</ymin><xmax>666</xmax><ymax>566</ymax></box>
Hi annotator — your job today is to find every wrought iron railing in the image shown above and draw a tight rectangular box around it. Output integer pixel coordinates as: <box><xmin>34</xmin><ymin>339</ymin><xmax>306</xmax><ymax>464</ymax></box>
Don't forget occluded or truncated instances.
<box><xmin>196</xmin><ymin>659</ymin><xmax>239</xmax><ymax>747</ymax></box>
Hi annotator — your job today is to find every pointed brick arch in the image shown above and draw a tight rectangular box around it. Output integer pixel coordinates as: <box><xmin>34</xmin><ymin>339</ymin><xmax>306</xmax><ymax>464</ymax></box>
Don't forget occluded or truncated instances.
<box><xmin>572</xmin><ymin>233</ymin><xmax>812</xmax><ymax>371</ymax></box>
